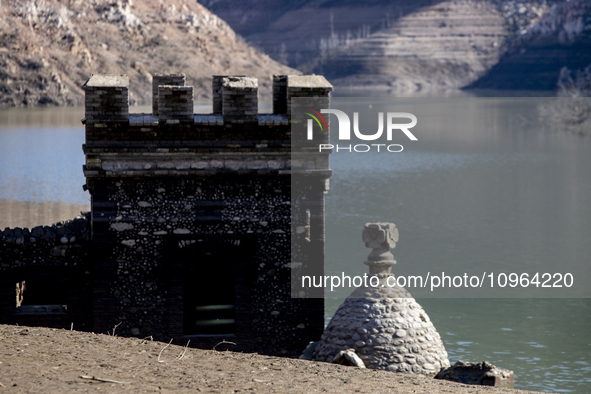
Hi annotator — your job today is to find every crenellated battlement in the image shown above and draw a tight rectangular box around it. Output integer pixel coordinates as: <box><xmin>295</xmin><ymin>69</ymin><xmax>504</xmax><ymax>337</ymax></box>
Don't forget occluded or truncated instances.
<box><xmin>82</xmin><ymin>73</ymin><xmax>332</xmax><ymax>135</ymax></box>
<box><xmin>82</xmin><ymin>73</ymin><xmax>333</xmax><ymax>182</ymax></box>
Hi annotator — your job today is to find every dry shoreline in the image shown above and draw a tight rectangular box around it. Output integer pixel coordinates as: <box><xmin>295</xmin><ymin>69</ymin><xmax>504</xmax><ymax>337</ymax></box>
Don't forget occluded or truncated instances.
<box><xmin>0</xmin><ymin>324</ymin><xmax>550</xmax><ymax>393</ymax></box>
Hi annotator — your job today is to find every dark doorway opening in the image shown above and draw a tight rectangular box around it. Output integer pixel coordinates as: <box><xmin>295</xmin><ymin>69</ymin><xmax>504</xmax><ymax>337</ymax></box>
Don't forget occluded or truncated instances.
<box><xmin>2</xmin><ymin>267</ymin><xmax>92</xmax><ymax>330</ymax></box>
<box><xmin>178</xmin><ymin>238</ymin><xmax>243</xmax><ymax>336</ymax></box>
<box><xmin>18</xmin><ymin>274</ymin><xmax>68</xmax><ymax>307</ymax></box>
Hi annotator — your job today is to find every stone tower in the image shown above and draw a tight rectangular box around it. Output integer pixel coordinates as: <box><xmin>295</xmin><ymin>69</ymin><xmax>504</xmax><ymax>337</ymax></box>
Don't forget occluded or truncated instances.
<box><xmin>81</xmin><ymin>73</ymin><xmax>332</xmax><ymax>356</ymax></box>
<box><xmin>313</xmin><ymin>223</ymin><xmax>450</xmax><ymax>374</ymax></box>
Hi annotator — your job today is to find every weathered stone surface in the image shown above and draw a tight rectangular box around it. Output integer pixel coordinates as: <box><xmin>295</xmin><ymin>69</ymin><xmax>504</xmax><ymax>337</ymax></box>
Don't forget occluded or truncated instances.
<box><xmin>435</xmin><ymin>360</ymin><xmax>515</xmax><ymax>388</ymax></box>
<box><xmin>85</xmin><ymin>74</ymin><xmax>129</xmax><ymax>88</ymax></box>
<box><xmin>83</xmin><ymin>75</ymin><xmax>129</xmax><ymax>124</ymax></box>
<box><xmin>31</xmin><ymin>226</ymin><xmax>44</xmax><ymax>238</ymax></box>
<box><xmin>287</xmin><ymin>75</ymin><xmax>333</xmax><ymax>89</ymax></box>
<box><xmin>299</xmin><ymin>341</ymin><xmax>319</xmax><ymax>360</ymax></box>
<box><xmin>158</xmin><ymin>85</ymin><xmax>194</xmax><ymax>122</ymax></box>
<box><xmin>222</xmin><ymin>76</ymin><xmax>258</xmax><ymax>90</ymax></box>
<box><xmin>333</xmin><ymin>348</ymin><xmax>366</xmax><ymax>368</ymax></box>
<box><xmin>110</xmin><ymin>223</ymin><xmax>134</xmax><ymax>232</ymax></box>
<box><xmin>152</xmin><ymin>74</ymin><xmax>185</xmax><ymax>115</ymax></box>
<box><xmin>312</xmin><ymin>222</ymin><xmax>450</xmax><ymax>376</ymax></box>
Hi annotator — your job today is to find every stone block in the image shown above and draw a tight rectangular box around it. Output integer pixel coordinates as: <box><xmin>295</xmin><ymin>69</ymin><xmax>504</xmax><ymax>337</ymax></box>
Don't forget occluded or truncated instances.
<box><xmin>152</xmin><ymin>74</ymin><xmax>185</xmax><ymax>115</ymax></box>
<box><xmin>221</xmin><ymin>77</ymin><xmax>258</xmax><ymax>123</ymax></box>
<box><xmin>83</xmin><ymin>75</ymin><xmax>129</xmax><ymax>122</ymax></box>
<box><xmin>158</xmin><ymin>85</ymin><xmax>193</xmax><ymax>123</ymax></box>
<box><xmin>435</xmin><ymin>360</ymin><xmax>514</xmax><ymax>388</ymax></box>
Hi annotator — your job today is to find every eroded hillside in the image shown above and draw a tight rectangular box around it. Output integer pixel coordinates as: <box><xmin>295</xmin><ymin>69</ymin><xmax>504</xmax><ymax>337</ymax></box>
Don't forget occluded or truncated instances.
<box><xmin>0</xmin><ymin>0</ymin><xmax>297</xmax><ymax>107</ymax></box>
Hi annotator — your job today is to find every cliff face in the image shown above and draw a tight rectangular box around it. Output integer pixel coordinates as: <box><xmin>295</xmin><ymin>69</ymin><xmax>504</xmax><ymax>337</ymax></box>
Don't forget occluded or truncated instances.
<box><xmin>200</xmin><ymin>0</ymin><xmax>589</xmax><ymax>93</ymax></box>
<box><xmin>469</xmin><ymin>0</ymin><xmax>591</xmax><ymax>91</ymax></box>
<box><xmin>0</xmin><ymin>0</ymin><xmax>296</xmax><ymax>107</ymax></box>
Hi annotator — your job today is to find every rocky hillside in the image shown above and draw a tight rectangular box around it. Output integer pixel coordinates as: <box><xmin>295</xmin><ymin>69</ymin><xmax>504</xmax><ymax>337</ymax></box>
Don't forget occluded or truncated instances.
<box><xmin>200</xmin><ymin>0</ymin><xmax>589</xmax><ymax>93</ymax></box>
<box><xmin>0</xmin><ymin>0</ymin><xmax>297</xmax><ymax>107</ymax></box>
<box><xmin>469</xmin><ymin>0</ymin><xmax>591</xmax><ymax>91</ymax></box>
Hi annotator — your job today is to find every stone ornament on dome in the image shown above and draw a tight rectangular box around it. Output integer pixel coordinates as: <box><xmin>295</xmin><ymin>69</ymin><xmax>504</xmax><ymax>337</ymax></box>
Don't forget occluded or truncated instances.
<box><xmin>362</xmin><ymin>222</ymin><xmax>398</xmax><ymax>250</ymax></box>
<box><xmin>363</xmin><ymin>222</ymin><xmax>399</xmax><ymax>274</ymax></box>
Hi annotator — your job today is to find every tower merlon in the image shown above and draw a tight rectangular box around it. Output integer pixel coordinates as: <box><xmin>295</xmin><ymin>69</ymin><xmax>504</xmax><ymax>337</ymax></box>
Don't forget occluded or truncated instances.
<box><xmin>152</xmin><ymin>73</ymin><xmax>186</xmax><ymax>115</ymax></box>
<box><xmin>158</xmin><ymin>85</ymin><xmax>194</xmax><ymax>123</ymax></box>
<box><xmin>286</xmin><ymin>75</ymin><xmax>333</xmax><ymax>117</ymax></box>
<box><xmin>222</xmin><ymin>76</ymin><xmax>258</xmax><ymax>123</ymax></box>
<box><xmin>82</xmin><ymin>73</ymin><xmax>332</xmax><ymax>138</ymax></box>
<box><xmin>83</xmin><ymin>74</ymin><xmax>129</xmax><ymax>124</ymax></box>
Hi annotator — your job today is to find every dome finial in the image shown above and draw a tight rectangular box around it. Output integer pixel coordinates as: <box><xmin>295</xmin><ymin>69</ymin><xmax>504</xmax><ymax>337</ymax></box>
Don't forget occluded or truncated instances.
<box><xmin>362</xmin><ymin>222</ymin><xmax>398</xmax><ymax>274</ymax></box>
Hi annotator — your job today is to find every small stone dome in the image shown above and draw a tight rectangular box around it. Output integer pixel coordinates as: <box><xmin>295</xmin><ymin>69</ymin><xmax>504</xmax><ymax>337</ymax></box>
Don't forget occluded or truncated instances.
<box><xmin>313</xmin><ymin>222</ymin><xmax>450</xmax><ymax>375</ymax></box>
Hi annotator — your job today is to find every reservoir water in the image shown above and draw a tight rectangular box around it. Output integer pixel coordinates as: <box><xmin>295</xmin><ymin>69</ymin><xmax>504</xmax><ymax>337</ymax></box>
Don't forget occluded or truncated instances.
<box><xmin>1</xmin><ymin>99</ymin><xmax>590</xmax><ymax>393</ymax></box>
<box><xmin>323</xmin><ymin>97</ymin><xmax>591</xmax><ymax>393</ymax></box>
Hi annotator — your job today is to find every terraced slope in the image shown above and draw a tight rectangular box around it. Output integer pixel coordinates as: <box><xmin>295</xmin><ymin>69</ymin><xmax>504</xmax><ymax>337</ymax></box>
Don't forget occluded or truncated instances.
<box><xmin>201</xmin><ymin>0</ymin><xmax>588</xmax><ymax>93</ymax></box>
<box><xmin>320</xmin><ymin>0</ymin><xmax>509</xmax><ymax>93</ymax></box>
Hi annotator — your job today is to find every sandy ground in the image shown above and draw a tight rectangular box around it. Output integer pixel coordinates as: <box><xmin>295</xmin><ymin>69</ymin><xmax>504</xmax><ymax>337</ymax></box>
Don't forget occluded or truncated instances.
<box><xmin>0</xmin><ymin>324</ymin><xmax>551</xmax><ymax>394</ymax></box>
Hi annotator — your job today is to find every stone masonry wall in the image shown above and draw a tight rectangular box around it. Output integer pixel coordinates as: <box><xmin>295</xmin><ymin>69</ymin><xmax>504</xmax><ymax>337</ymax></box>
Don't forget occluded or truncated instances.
<box><xmin>157</xmin><ymin>85</ymin><xmax>194</xmax><ymax>123</ymax></box>
<box><xmin>90</xmin><ymin>175</ymin><xmax>324</xmax><ymax>355</ymax></box>
<box><xmin>152</xmin><ymin>74</ymin><xmax>185</xmax><ymax>115</ymax></box>
<box><xmin>0</xmin><ymin>216</ymin><xmax>93</xmax><ymax>331</ymax></box>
